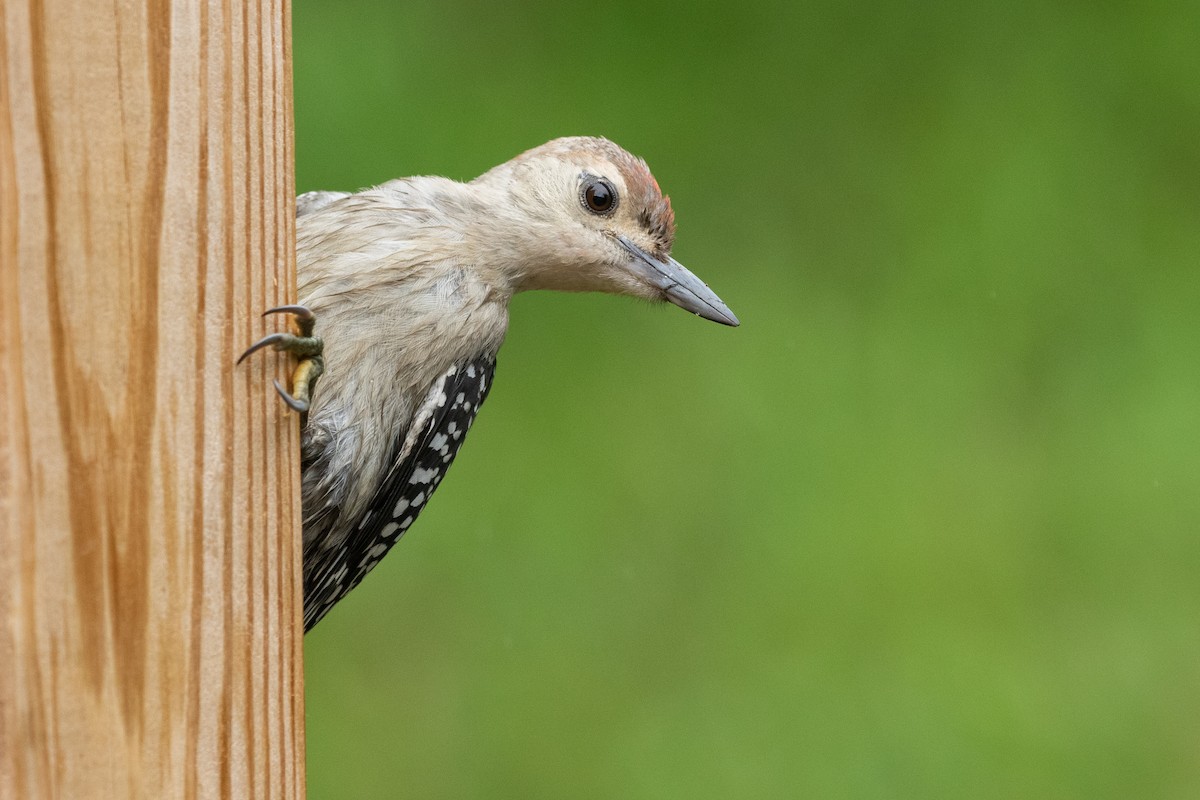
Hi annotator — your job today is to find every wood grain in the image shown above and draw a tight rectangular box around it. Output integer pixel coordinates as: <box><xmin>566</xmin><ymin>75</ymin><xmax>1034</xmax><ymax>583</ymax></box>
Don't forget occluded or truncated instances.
<box><xmin>0</xmin><ymin>0</ymin><xmax>304</xmax><ymax>797</ymax></box>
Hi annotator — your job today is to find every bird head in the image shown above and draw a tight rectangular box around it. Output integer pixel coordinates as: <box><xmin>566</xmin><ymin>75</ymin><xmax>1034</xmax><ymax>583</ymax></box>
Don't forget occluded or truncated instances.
<box><xmin>472</xmin><ymin>137</ymin><xmax>739</xmax><ymax>326</ymax></box>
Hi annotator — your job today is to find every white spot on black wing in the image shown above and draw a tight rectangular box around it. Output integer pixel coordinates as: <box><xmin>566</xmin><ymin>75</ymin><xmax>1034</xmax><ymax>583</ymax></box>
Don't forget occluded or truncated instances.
<box><xmin>303</xmin><ymin>354</ymin><xmax>497</xmax><ymax>630</ymax></box>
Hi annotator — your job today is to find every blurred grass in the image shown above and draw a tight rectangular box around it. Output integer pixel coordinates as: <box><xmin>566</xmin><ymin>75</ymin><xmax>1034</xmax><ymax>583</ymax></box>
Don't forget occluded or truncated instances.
<box><xmin>295</xmin><ymin>0</ymin><xmax>1200</xmax><ymax>797</ymax></box>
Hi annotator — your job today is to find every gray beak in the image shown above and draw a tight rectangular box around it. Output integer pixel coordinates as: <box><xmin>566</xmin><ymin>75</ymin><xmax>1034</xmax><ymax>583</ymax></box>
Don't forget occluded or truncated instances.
<box><xmin>617</xmin><ymin>236</ymin><xmax>740</xmax><ymax>327</ymax></box>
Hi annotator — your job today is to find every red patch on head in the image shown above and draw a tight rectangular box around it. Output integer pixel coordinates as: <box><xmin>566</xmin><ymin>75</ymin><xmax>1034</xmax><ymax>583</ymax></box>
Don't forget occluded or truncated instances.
<box><xmin>616</xmin><ymin>156</ymin><xmax>676</xmax><ymax>259</ymax></box>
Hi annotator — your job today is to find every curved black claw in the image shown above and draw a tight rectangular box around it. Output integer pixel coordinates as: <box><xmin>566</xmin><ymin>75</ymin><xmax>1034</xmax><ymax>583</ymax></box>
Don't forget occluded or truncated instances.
<box><xmin>273</xmin><ymin>379</ymin><xmax>310</xmax><ymax>413</ymax></box>
<box><xmin>239</xmin><ymin>304</ymin><xmax>324</xmax><ymax>414</ymax></box>
<box><xmin>263</xmin><ymin>305</ymin><xmax>316</xmax><ymax>336</ymax></box>
<box><xmin>263</xmin><ymin>304</ymin><xmax>314</xmax><ymax>319</ymax></box>
<box><xmin>238</xmin><ymin>332</ymin><xmax>292</xmax><ymax>364</ymax></box>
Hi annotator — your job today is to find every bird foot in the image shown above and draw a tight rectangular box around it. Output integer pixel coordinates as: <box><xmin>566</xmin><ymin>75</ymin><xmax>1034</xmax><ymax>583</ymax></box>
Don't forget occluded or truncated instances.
<box><xmin>238</xmin><ymin>305</ymin><xmax>324</xmax><ymax>413</ymax></box>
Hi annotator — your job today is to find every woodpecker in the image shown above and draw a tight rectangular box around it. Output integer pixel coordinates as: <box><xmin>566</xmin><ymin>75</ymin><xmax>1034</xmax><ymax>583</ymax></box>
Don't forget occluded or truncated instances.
<box><xmin>240</xmin><ymin>137</ymin><xmax>738</xmax><ymax>631</ymax></box>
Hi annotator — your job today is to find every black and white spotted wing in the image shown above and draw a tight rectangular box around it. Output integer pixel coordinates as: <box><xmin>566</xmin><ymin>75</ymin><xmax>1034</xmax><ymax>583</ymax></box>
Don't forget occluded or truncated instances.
<box><xmin>303</xmin><ymin>355</ymin><xmax>496</xmax><ymax>630</ymax></box>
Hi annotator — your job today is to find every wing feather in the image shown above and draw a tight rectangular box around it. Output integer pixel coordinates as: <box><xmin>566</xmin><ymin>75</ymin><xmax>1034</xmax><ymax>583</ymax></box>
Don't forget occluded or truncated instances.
<box><xmin>303</xmin><ymin>355</ymin><xmax>496</xmax><ymax>630</ymax></box>
<box><xmin>296</xmin><ymin>190</ymin><xmax>352</xmax><ymax>218</ymax></box>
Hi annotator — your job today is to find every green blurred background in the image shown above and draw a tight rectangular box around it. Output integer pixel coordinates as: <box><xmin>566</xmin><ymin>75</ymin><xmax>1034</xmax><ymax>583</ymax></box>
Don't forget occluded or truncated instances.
<box><xmin>295</xmin><ymin>1</ymin><xmax>1199</xmax><ymax>797</ymax></box>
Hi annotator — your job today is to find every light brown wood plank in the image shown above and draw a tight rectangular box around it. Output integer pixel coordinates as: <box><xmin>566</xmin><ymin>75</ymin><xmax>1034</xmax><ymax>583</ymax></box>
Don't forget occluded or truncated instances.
<box><xmin>0</xmin><ymin>0</ymin><xmax>304</xmax><ymax>797</ymax></box>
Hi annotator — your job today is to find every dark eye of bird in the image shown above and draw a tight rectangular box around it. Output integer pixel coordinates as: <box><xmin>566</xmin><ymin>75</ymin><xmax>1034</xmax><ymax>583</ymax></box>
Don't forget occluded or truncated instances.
<box><xmin>582</xmin><ymin>179</ymin><xmax>617</xmax><ymax>215</ymax></box>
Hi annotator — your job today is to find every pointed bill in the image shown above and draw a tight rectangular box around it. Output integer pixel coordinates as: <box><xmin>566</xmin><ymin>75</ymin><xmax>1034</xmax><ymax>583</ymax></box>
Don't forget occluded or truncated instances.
<box><xmin>616</xmin><ymin>236</ymin><xmax>740</xmax><ymax>327</ymax></box>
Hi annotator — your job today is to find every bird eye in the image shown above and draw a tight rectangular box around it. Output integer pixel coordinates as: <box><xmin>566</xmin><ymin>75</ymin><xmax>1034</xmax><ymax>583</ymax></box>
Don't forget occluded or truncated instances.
<box><xmin>581</xmin><ymin>178</ymin><xmax>618</xmax><ymax>215</ymax></box>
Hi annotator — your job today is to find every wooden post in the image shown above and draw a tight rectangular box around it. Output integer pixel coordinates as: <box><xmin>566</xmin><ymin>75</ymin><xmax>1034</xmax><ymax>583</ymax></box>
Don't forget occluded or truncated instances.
<box><xmin>0</xmin><ymin>0</ymin><xmax>304</xmax><ymax>797</ymax></box>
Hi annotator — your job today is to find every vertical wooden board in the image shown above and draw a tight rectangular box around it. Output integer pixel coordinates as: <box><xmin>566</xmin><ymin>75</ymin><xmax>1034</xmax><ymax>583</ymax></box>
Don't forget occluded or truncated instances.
<box><xmin>0</xmin><ymin>0</ymin><xmax>303</xmax><ymax>797</ymax></box>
